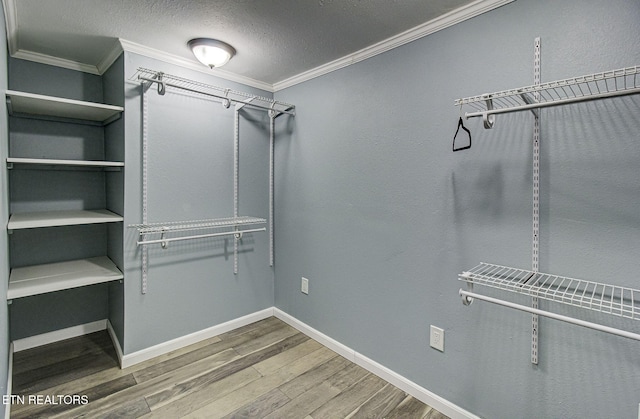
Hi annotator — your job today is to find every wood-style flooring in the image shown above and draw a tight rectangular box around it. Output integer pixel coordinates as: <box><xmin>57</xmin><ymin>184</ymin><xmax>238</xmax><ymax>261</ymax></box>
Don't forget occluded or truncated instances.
<box><xmin>10</xmin><ymin>316</ymin><xmax>449</xmax><ymax>418</ymax></box>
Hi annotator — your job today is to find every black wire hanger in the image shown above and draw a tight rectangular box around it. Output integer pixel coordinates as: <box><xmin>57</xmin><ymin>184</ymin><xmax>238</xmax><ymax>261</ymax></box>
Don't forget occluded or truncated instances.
<box><xmin>452</xmin><ymin>115</ymin><xmax>471</xmax><ymax>152</ymax></box>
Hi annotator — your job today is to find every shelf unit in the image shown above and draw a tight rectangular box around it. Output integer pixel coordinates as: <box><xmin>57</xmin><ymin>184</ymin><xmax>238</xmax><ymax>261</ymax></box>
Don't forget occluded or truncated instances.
<box><xmin>454</xmin><ymin>40</ymin><xmax>640</xmax><ymax>352</ymax></box>
<box><xmin>5</xmin><ymin>90</ymin><xmax>124</xmax><ymax>301</ymax></box>
<box><xmin>133</xmin><ymin>68</ymin><xmax>296</xmax><ymax>293</ymax></box>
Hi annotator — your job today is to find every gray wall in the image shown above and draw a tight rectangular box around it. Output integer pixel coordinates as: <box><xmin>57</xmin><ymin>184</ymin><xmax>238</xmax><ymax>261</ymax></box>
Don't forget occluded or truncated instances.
<box><xmin>1</xmin><ymin>0</ymin><xmax>9</xmax><ymax>415</ymax></box>
<box><xmin>273</xmin><ymin>0</ymin><xmax>640</xmax><ymax>418</ymax></box>
<box><xmin>121</xmin><ymin>53</ymin><xmax>275</xmax><ymax>354</ymax></box>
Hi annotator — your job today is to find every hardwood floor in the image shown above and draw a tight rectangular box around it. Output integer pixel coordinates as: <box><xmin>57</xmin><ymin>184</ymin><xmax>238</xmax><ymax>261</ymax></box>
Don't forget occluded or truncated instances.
<box><xmin>10</xmin><ymin>317</ymin><xmax>449</xmax><ymax>418</ymax></box>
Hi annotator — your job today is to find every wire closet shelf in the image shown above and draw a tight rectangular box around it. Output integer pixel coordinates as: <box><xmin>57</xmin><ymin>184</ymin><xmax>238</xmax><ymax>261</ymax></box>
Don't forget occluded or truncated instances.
<box><xmin>129</xmin><ymin>216</ymin><xmax>267</xmax><ymax>247</ymax></box>
<box><xmin>459</xmin><ymin>262</ymin><xmax>640</xmax><ymax>321</ymax></box>
<box><xmin>131</xmin><ymin>68</ymin><xmax>295</xmax><ymax>116</ymax></box>
<box><xmin>455</xmin><ymin>65</ymin><xmax>640</xmax><ymax>127</ymax></box>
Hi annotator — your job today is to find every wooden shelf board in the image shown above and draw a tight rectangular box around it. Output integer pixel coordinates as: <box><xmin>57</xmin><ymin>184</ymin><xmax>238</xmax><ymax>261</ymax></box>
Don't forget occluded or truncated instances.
<box><xmin>8</xmin><ymin>256</ymin><xmax>123</xmax><ymax>299</ymax></box>
<box><xmin>6</xmin><ymin>90</ymin><xmax>123</xmax><ymax>124</ymax></box>
<box><xmin>8</xmin><ymin>209</ymin><xmax>123</xmax><ymax>230</ymax></box>
<box><xmin>7</xmin><ymin>157</ymin><xmax>124</xmax><ymax>168</ymax></box>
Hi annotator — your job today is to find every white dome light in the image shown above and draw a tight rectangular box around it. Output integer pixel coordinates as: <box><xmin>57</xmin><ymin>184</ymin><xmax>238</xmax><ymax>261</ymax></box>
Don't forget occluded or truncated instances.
<box><xmin>188</xmin><ymin>38</ymin><xmax>236</xmax><ymax>68</ymax></box>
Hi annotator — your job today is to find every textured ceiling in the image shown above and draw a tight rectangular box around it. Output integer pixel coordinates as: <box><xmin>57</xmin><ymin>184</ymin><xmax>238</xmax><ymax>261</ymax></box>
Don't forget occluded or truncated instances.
<box><xmin>7</xmin><ymin>0</ymin><xmax>481</xmax><ymax>87</ymax></box>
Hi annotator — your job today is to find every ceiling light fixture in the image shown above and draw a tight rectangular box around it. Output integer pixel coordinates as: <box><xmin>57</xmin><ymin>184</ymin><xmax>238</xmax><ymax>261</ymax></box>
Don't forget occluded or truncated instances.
<box><xmin>188</xmin><ymin>38</ymin><xmax>236</xmax><ymax>68</ymax></box>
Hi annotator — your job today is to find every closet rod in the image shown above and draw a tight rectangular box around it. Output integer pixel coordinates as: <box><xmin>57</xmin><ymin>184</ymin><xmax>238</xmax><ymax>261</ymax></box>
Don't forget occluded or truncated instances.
<box><xmin>137</xmin><ymin>227</ymin><xmax>266</xmax><ymax>246</ymax></box>
<box><xmin>459</xmin><ymin>289</ymin><xmax>640</xmax><ymax>342</ymax></box>
<box><xmin>138</xmin><ymin>76</ymin><xmax>295</xmax><ymax>116</ymax></box>
<box><xmin>464</xmin><ymin>86</ymin><xmax>640</xmax><ymax>120</ymax></box>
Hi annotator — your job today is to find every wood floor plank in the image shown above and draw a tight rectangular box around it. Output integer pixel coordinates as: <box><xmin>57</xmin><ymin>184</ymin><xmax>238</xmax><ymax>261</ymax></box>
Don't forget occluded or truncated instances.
<box><xmin>143</xmin><ymin>332</ymin><xmax>309</xmax><ymax>412</ymax></box>
<box><xmin>139</xmin><ymin>367</ymin><xmax>262</xmax><ymax>418</ymax></box>
<box><xmin>278</xmin><ymin>354</ymin><xmax>349</xmax><ymax>399</ymax></box>
<box><xmin>232</xmin><ymin>324</ymin><xmax>300</xmax><ymax>356</ymax></box>
<box><xmin>385</xmin><ymin>395</ymin><xmax>441</xmax><ymax>419</ymax></box>
<box><xmin>182</xmin><ymin>346</ymin><xmax>338</xmax><ymax>419</ymax></box>
<box><xmin>220</xmin><ymin>388</ymin><xmax>290</xmax><ymax>419</ymax></box>
<box><xmin>309</xmin><ymin>372</ymin><xmax>387</xmax><ymax>418</ymax></box>
<box><xmin>344</xmin><ymin>383</ymin><xmax>407</xmax><ymax>418</ymax></box>
<box><xmin>97</xmin><ymin>397</ymin><xmax>151</xmax><ymax>419</ymax></box>
<box><xmin>13</xmin><ymin>345</ymin><xmax>118</xmax><ymax>396</ymax></box>
<box><xmin>263</xmin><ymin>381</ymin><xmax>341</xmax><ymax>419</ymax></box>
<box><xmin>12</xmin><ymin>331</ymin><xmax>113</xmax><ymax>375</ymax></box>
<box><xmin>323</xmin><ymin>361</ymin><xmax>371</xmax><ymax>392</ymax></box>
<box><xmin>252</xmin><ymin>338</ymin><xmax>323</xmax><ymax>376</ymax></box>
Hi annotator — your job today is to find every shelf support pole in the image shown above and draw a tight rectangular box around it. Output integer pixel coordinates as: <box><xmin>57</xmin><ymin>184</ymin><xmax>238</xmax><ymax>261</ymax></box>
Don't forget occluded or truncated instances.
<box><xmin>141</xmin><ymin>78</ymin><xmax>150</xmax><ymax>294</ymax></box>
<box><xmin>233</xmin><ymin>105</ymin><xmax>240</xmax><ymax>274</ymax></box>
<box><xmin>268</xmin><ymin>110</ymin><xmax>276</xmax><ymax>267</ymax></box>
<box><xmin>531</xmin><ymin>37</ymin><xmax>541</xmax><ymax>365</ymax></box>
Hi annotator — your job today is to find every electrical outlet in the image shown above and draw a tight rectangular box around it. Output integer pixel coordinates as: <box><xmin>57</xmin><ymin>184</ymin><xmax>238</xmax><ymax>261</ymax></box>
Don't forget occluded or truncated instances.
<box><xmin>430</xmin><ymin>325</ymin><xmax>444</xmax><ymax>352</ymax></box>
<box><xmin>301</xmin><ymin>277</ymin><xmax>309</xmax><ymax>295</ymax></box>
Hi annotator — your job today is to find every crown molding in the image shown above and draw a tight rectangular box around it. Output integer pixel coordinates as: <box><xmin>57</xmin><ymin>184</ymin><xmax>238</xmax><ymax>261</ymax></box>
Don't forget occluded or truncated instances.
<box><xmin>118</xmin><ymin>39</ymin><xmax>274</xmax><ymax>92</ymax></box>
<box><xmin>96</xmin><ymin>40</ymin><xmax>125</xmax><ymax>74</ymax></box>
<box><xmin>11</xmin><ymin>49</ymin><xmax>101</xmax><ymax>74</ymax></box>
<box><xmin>2</xmin><ymin>0</ymin><xmax>17</xmax><ymax>55</ymax></box>
<box><xmin>272</xmin><ymin>0</ymin><xmax>514</xmax><ymax>91</ymax></box>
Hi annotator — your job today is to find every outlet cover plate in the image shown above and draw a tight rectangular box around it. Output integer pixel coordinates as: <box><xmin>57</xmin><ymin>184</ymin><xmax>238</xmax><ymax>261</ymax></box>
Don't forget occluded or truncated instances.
<box><xmin>430</xmin><ymin>325</ymin><xmax>444</xmax><ymax>352</ymax></box>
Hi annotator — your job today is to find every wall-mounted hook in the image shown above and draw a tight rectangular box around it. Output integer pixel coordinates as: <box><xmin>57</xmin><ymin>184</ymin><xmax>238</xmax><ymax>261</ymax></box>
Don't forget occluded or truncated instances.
<box><xmin>222</xmin><ymin>89</ymin><xmax>231</xmax><ymax>108</ymax></box>
<box><xmin>160</xmin><ymin>227</ymin><xmax>168</xmax><ymax>249</ymax></box>
<box><xmin>460</xmin><ymin>273</ymin><xmax>474</xmax><ymax>305</ymax></box>
<box><xmin>482</xmin><ymin>94</ymin><xmax>495</xmax><ymax>129</ymax></box>
<box><xmin>157</xmin><ymin>73</ymin><xmax>166</xmax><ymax>96</ymax></box>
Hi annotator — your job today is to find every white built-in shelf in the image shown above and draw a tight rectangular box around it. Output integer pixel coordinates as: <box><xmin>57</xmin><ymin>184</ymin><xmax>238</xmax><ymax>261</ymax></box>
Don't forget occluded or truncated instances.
<box><xmin>459</xmin><ymin>262</ymin><xmax>640</xmax><ymax>320</ymax></box>
<box><xmin>7</xmin><ymin>157</ymin><xmax>124</xmax><ymax>169</ymax></box>
<box><xmin>8</xmin><ymin>209</ymin><xmax>123</xmax><ymax>230</ymax></box>
<box><xmin>7</xmin><ymin>256</ymin><xmax>123</xmax><ymax>300</ymax></box>
<box><xmin>6</xmin><ymin>90</ymin><xmax>124</xmax><ymax>125</ymax></box>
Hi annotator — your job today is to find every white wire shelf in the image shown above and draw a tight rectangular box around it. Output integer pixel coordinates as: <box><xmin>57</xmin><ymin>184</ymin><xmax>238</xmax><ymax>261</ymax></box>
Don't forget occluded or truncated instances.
<box><xmin>459</xmin><ymin>262</ymin><xmax>640</xmax><ymax>320</ymax></box>
<box><xmin>129</xmin><ymin>216</ymin><xmax>267</xmax><ymax>247</ymax></box>
<box><xmin>130</xmin><ymin>67</ymin><xmax>295</xmax><ymax>116</ymax></box>
<box><xmin>454</xmin><ymin>65</ymin><xmax>640</xmax><ymax>127</ymax></box>
<box><xmin>129</xmin><ymin>216</ymin><xmax>266</xmax><ymax>234</ymax></box>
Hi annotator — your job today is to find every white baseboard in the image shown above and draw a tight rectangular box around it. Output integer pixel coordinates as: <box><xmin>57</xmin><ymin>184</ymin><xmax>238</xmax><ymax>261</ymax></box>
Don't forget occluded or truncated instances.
<box><xmin>11</xmin><ymin>320</ymin><xmax>107</xmax><ymax>352</ymax></box>
<box><xmin>5</xmin><ymin>342</ymin><xmax>13</xmax><ymax>419</ymax></box>
<box><xmin>273</xmin><ymin>308</ymin><xmax>479</xmax><ymax>419</ymax></box>
<box><xmin>106</xmin><ymin>320</ymin><xmax>124</xmax><ymax>368</ymax></box>
<box><xmin>119</xmin><ymin>308</ymin><xmax>274</xmax><ymax>369</ymax></box>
